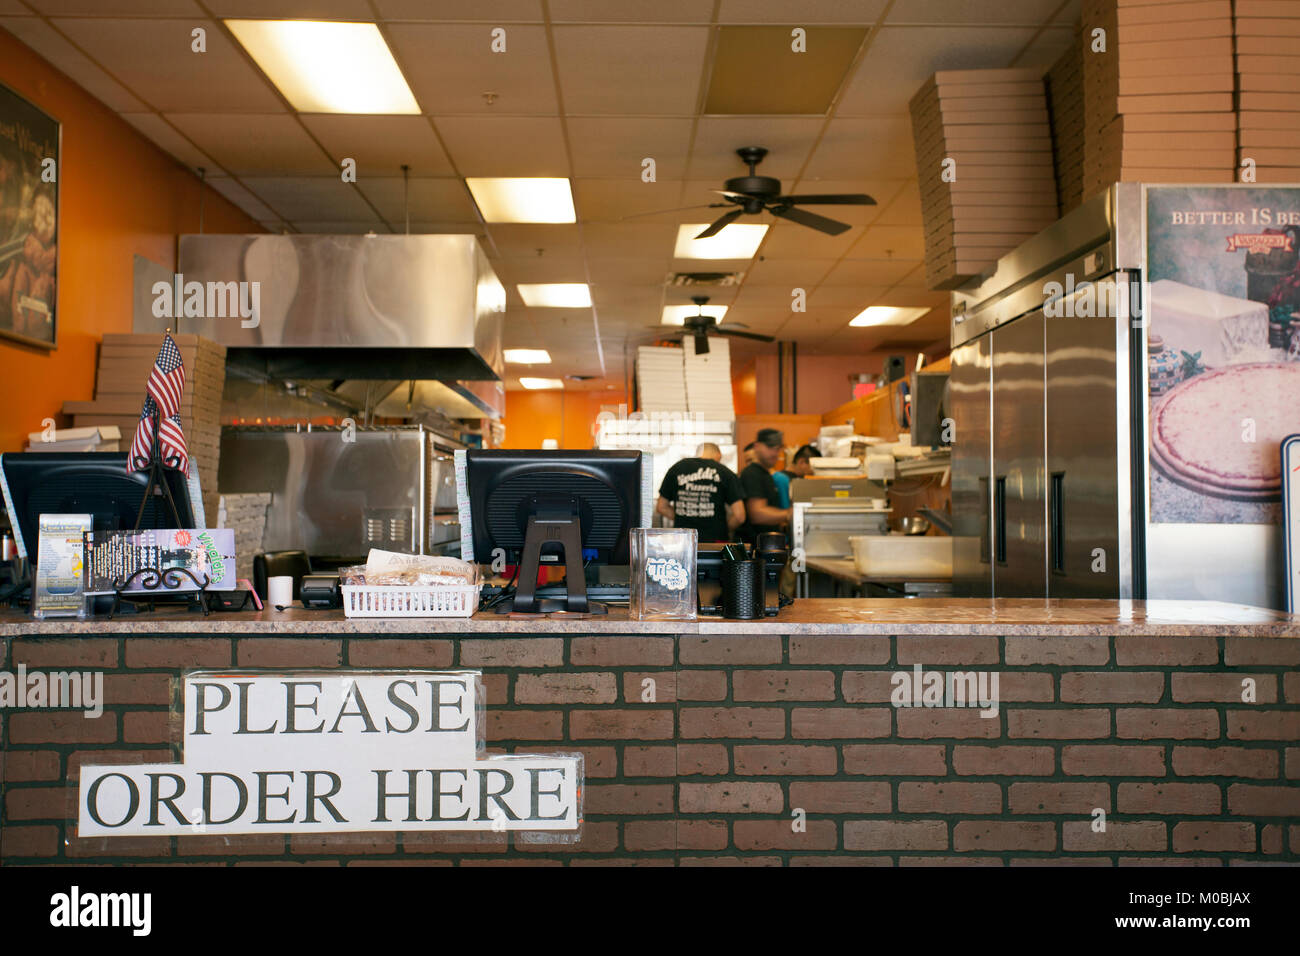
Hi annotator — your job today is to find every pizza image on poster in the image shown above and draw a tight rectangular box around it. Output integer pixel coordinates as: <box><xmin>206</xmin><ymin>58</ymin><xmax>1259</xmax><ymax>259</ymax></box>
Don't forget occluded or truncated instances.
<box><xmin>0</xmin><ymin>81</ymin><xmax>59</xmax><ymax>349</ymax></box>
<box><xmin>1145</xmin><ymin>185</ymin><xmax>1300</xmax><ymax>524</ymax></box>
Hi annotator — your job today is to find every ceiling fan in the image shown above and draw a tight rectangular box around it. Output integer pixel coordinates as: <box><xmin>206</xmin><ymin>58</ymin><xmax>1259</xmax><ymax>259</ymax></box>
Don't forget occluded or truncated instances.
<box><xmin>624</xmin><ymin>146</ymin><xmax>874</xmax><ymax>239</ymax></box>
<box><xmin>669</xmin><ymin>295</ymin><xmax>775</xmax><ymax>355</ymax></box>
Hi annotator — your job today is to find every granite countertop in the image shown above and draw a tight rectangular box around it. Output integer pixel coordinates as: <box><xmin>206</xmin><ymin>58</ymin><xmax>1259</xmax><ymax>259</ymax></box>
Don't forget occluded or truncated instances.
<box><xmin>1</xmin><ymin>599</ymin><xmax>1298</xmax><ymax>637</ymax></box>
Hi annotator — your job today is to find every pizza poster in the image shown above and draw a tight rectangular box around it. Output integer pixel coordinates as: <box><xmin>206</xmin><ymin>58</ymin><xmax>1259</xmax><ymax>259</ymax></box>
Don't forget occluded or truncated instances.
<box><xmin>1145</xmin><ymin>185</ymin><xmax>1300</xmax><ymax>525</ymax></box>
<box><xmin>0</xmin><ymin>81</ymin><xmax>59</xmax><ymax>349</ymax></box>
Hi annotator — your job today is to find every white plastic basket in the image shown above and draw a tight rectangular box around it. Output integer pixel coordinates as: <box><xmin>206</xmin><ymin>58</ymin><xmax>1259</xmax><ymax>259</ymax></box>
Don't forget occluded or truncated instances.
<box><xmin>341</xmin><ymin>584</ymin><xmax>480</xmax><ymax>618</ymax></box>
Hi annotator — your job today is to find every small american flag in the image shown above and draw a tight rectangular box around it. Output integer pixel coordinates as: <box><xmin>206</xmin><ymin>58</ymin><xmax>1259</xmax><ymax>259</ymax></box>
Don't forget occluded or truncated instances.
<box><xmin>129</xmin><ymin>334</ymin><xmax>188</xmax><ymax>475</ymax></box>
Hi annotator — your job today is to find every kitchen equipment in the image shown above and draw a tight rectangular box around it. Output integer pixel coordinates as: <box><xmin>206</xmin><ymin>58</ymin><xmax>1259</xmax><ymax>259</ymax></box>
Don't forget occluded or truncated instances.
<box><xmin>252</xmin><ymin>550</ymin><xmax>310</xmax><ymax>603</ymax></box>
<box><xmin>299</xmin><ymin>574</ymin><xmax>342</xmax><ymax>609</ymax></box>
<box><xmin>220</xmin><ymin>425</ymin><xmax>457</xmax><ymax>561</ymax></box>
<box><xmin>900</xmin><ymin>516</ymin><xmax>931</xmax><ymax>536</ymax></box>
<box><xmin>949</xmin><ymin>182</ymin><xmax>1299</xmax><ymax>608</ymax></box>
<box><xmin>756</xmin><ymin>531</ymin><xmax>791</xmax><ymax>615</ymax></box>
<box><xmin>850</xmin><ymin>535</ymin><xmax>953</xmax><ymax>578</ymax></box>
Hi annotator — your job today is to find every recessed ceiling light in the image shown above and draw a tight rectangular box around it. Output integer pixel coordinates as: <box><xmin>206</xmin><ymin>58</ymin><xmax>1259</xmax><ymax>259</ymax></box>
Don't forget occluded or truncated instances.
<box><xmin>519</xmin><ymin>377</ymin><xmax>564</xmax><ymax>390</ymax></box>
<box><xmin>662</xmin><ymin>304</ymin><xmax>727</xmax><ymax>326</ymax></box>
<box><xmin>849</xmin><ymin>306</ymin><xmax>932</xmax><ymax>328</ymax></box>
<box><xmin>674</xmin><ymin>223</ymin><xmax>767</xmax><ymax>260</ymax></box>
<box><xmin>503</xmin><ymin>349</ymin><xmax>552</xmax><ymax>364</ymax></box>
<box><xmin>517</xmin><ymin>283</ymin><xmax>591</xmax><ymax>308</ymax></box>
<box><xmin>466</xmin><ymin>178</ymin><xmax>576</xmax><ymax>223</ymax></box>
<box><xmin>226</xmin><ymin>20</ymin><xmax>419</xmax><ymax>114</ymax></box>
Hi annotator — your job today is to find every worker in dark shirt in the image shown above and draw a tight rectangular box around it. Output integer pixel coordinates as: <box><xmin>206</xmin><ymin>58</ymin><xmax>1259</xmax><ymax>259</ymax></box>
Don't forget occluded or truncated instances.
<box><xmin>773</xmin><ymin>443</ymin><xmax>821</xmax><ymax>508</ymax></box>
<box><xmin>738</xmin><ymin>428</ymin><xmax>792</xmax><ymax>545</ymax></box>
<box><xmin>656</xmin><ymin>442</ymin><xmax>745</xmax><ymax>543</ymax></box>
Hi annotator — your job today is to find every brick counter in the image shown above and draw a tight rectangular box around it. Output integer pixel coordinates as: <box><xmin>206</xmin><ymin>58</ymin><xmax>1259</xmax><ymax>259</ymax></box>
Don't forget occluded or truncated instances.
<box><xmin>1</xmin><ymin>599</ymin><xmax>1298</xmax><ymax>866</ymax></box>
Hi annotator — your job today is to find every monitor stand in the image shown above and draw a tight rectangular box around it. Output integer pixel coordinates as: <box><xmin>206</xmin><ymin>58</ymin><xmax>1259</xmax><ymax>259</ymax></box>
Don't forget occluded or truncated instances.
<box><xmin>497</xmin><ymin>512</ymin><xmax>607</xmax><ymax>615</ymax></box>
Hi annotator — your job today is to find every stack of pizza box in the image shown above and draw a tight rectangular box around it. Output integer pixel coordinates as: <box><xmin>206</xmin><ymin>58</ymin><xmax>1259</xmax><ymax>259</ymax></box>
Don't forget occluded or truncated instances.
<box><xmin>1046</xmin><ymin>36</ymin><xmax>1086</xmax><ymax>214</ymax></box>
<box><xmin>1234</xmin><ymin>0</ymin><xmax>1300</xmax><ymax>183</ymax></box>
<box><xmin>1082</xmin><ymin>0</ymin><xmax>1236</xmax><ymax>196</ymax></box>
<box><xmin>62</xmin><ymin>334</ymin><xmax>226</xmax><ymax>522</ymax></box>
<box><xmin>635</xmin><ymin>346</ymin><xmax>689</xmax><ymax>414</ymax></box>
<box><xmin>909</xmin><ymin>67</ymin><xmax>1059</xmax><ymax>290</ymax></box>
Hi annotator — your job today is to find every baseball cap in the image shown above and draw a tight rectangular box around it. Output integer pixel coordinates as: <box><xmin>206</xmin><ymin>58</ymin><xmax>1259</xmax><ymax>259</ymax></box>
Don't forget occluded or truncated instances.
<box><xmin>756</xmin><ymin>428</ymin><xmax>784</xmax><ymax>448</ymax></box>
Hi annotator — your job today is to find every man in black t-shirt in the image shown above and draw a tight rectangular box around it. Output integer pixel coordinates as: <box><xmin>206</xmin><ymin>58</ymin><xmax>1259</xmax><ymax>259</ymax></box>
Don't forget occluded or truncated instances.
<box><xmin>738</xmin><ymin>428</ymin><xmax>793</xmax><ymax>545</ymax></box>
<box><xmin>656</xmin><ymin>443</ymin><xmax>745</xmax><ymax>543</ymax></box>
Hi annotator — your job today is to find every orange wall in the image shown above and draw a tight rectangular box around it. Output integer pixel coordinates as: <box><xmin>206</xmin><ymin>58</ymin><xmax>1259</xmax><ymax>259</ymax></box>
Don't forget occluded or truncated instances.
<box><xmin>732</xmin><ymin>359</ymin><xmax>757</xmax><ymax>417</ymax></box>
<box><xmin>502</xmin><ymin>389</ymin><xmax>628</xmax><ymax>449</ymax></box>
<box><xmin>0</xmin><ymin>29</ymin><xmax>263</xmax><ymax>453</ymax></box>
<box><xmin>753</xmin><ymin>348</ymin><xmax>950</xmax><ymax>415</ymax></box>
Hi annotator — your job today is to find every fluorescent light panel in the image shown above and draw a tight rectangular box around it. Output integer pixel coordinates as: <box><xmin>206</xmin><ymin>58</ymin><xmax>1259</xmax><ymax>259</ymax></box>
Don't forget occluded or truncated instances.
<box><xmin>466</xmin><ymin>178</ymin><xmax>576</xmax><ymax>223</ymax></box>
<box><xmin>662</xmin><ymin>304</ymin><xmax>727</xmax><ymax>326</ymax></box>
<box><xmin>849</xmin><ymin>306</ymin><xmax>931</xmax><ymax>328</ymax></box>
<box><xmin>504</xmin><ymin>349</ymin><xmax>553</xmax><ymax>364</ymax></box>
<box><xmin>519</xmin><ymin>377</ymin><xmax>564</xmax><ymax>390</ymax></box>
<box><xmin>517</xmin><ymin>284</ymin><xmax>591</xmax><ymax>308</ymax></box>
<box><xmin>226</xmin><ymin>20</ymin><xmax>419</xmax><ymax>114</ymax></box>
<box><xmin>674</xmin><ymin>223</ymin><xmax>767</xmax><ymax>260</ymax></box>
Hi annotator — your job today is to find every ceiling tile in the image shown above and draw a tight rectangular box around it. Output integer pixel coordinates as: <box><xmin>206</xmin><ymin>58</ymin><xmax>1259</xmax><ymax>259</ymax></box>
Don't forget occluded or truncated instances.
<box><xmin>300</xmin><ymin>114</ymin><xmax>453</xmax><ymax>177</ymax></box>
<box><xmin>818</xmin><ymin>257</ymin><xmax>919</xmax><ymax>286</ymax></box>
<box><xmin>552</xmin><ymin>26</ymin><xmax>709</xmax><ymax>115</ymax></box>
<box><xmin>433</xmin><ymin>116</ymin><xmax>568</xmax><ymax>175</ymax></box>
<box><xmin>386</xmin><ymin>23</ymin><xmax>558</xmax><ymax>115</ymax></box>
<box><xmin>238</xmin><ymin>177</ymin><xmax>379</xmax><ymax>221</ymax></box>
<box><xmin>836</xmin><ymin>26</ymin><xmax>1039</xmax><ymax>117</ymax></box>
<box><xmin>167</xmin><ymin>114</ymin><xmax>334</xmax><ymax>175</ymax></box>
<box><xmin>847</xmin><ymin>224</ymin><xmax>925</xmax><ymax>259</ymax></box>
<box><xmin>355</xmin><ymin>177</ymin><xmax>478</xmax><ymax>224</ymax></box>
<box><xmin>566</xmin><ymin>118</ymin><xmax>694</xmax><ymax>179</ymax></box>
<box><xmin>120</xmin><ymin>112</ymin><xmax>217</xmax><ymax>170</ymax></box>
<box><xmin>741</xmin><ymin>257</ymin><xmax>833</xmax><ymax>286</ymax></box>
<box><xmin>53</xmin><ymin>18</ymin><xmax>285</xmax><ymax>112</ymax></box>
<box><xmin>205</xmin><ymin>1</ymin><xmax>373</xmax><ymax>17</ymax></box>
<box><xmin>886</xmin><ymin>0</ymin><xmax>1068</xmax><ymax>25</ymax></box>
<box><xmin>585</xmin><ymin>258</ymin><xmax>669</xmax><ymax>285</ymax></box>
<box><xmin>807</xmin><ymin>285</ymin><xmax>890</xmax><ymax>306</ymax></box>
<box><xmin>688</xmin><ymin>117</ymin><xmax>822</xmax><ymax>180</ymax></box>
<box><xmin>487</xmin><ymin>222</ymin><xmax>583</xmax><ymax>258</ymax></box>
<box><xmin>581</xmin><ymin>222</ymin><xmax>677</xmax><ymax>259</ymax></box>
<box><xmin>571</xmin><ymin>179</ymin><xmax>696</xmax><ymax>224</ymax></box>
<box><xmin>549</xmin><ymin>0</ymin><xmax>715</xmax><ymax>22</ymax></box>
<box><xmin>0</xmin><ymin>17</ymin><xmax>149</xmax><ymax>112</ymax></box>
<box><xmin>705</xmin><ymin>26</ymin><xmax>867</xmax><ymax>115</ymax></box>
<box><xmin>205</xmin><ymin>176</ymin><xmax>280</xmax><ymax>222</ymax></box>
<box><xmin>803</xmin><ymin>116</ymin><xmax>914</xmax><ymax>178</ymax></box>
<box><xmin>718</xmin><ymin>0</ymin><xmax>889</xmax><ymax>23</ymax></box>
<box><xmin>870</xmin><ymin>180</ymin><xmax>921</xmax><ymax>226</ymax></box>
<box><xmin>487</xmin><ymin>255</ymin><xmax>586</xmax><ymax>284</ymax></box>
<box><xmin>373</xmin><ymin>0</ymin><xmax>543</xmax><ymax>19</ymax></box>
<box><xmin>759</xmin><ymin>223</ymin><xmax>864</xmax><ymax>259</ymax></box>
<box><xmin>25</xmin><ymin>1</ymin><xmax>202</xmax><ymax>12</ymax></box>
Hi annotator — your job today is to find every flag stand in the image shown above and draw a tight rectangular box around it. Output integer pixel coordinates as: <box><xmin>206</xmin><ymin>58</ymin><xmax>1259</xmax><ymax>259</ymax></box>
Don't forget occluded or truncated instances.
<box><xmin>131</xmin><ymin>409</ymin><xmax>184</xmax><ymax>532</ymax></box>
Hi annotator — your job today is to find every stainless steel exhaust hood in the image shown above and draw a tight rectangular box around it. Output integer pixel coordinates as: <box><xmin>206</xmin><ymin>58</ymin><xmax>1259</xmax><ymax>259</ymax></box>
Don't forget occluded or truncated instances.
<box><xmin>176</xmin><ymin>234</ymin><xmax>505</xmax><ymax>386</ymax></box>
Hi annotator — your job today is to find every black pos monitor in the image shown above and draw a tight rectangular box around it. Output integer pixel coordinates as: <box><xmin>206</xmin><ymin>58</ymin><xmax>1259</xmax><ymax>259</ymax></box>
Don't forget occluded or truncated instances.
<box><xmin>0</xmin><ymin>452</ymin><xmax>196</xmax><ymax>561</ymax></box>
<box><xmin>465</xmin><ymin>449</ymin><xmax>643</xmax><ymax>614</ymax></box>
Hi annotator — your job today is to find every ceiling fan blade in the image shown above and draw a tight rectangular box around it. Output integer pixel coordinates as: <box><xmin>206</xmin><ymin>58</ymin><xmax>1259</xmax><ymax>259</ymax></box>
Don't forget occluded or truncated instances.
<box><xmin>695</xmin><ymin>208</ymin><xmax>745</xmax><ymax>239</ymax></box>
<box><xmin>717</xmin><ymin>328</ymin><xmax>776</xmax><ymax>342</ymax></box>
<box><xmin>712</xmin><ymin>190</ymin><xmax>749</xmax><ymax>200</ymax></box>
<box><xmin>775</xmin><ymin>193</ymin><xmax>876</xmax><ymax>206</ymax></box>
<box><xmin>618</xmin><ymin>203</ymin><xmax>720</xmax><ymax>222</ymax></box>
<box><xmin>768</xmin><ymin>204</ymin><xmax>851</xmax><ymax>235</ymax></box>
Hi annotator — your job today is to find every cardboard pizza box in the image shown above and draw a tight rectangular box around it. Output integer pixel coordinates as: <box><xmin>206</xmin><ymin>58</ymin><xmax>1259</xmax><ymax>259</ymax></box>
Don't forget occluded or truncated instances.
<box><xmin>1234</xmin><ymin>17</ymin><xmax>1300</xmax><ymax>35</ymax></box>
<box><xmin>1116</xmin><ymin>0</ymin><xmax>1230</xmax><ymax>25</ymax></box>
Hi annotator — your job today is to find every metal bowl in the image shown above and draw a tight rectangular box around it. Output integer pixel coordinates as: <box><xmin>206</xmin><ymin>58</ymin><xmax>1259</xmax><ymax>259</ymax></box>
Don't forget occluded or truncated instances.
<box><xmin>900</xmin><ymin>516</ymin><xmax>931</xmax><ymax>536</ymax></box>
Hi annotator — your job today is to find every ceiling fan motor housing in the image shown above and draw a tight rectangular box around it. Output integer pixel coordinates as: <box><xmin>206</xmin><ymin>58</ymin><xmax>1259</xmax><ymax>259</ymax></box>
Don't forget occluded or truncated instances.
<box><xmin>725</xmin><ymin>174</ymin><xmax>781</xmax><ymax>201</ymax></box>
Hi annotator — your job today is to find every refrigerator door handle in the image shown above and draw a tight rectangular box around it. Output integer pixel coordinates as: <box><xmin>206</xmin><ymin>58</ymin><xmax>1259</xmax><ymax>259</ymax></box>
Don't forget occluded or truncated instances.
<box><xmin>994</xmin><ymin>475</ymin><xmax>1007</xmax><ymax>565</ymax></box>
<box><xmin>1050</xmin><ymin>471</ymin><xmax>1065</xmax><ymax>574</ymax></box>
<box><xmin>978</xmin><ymin>476</ymin><xmax>991</xmax><ymax>564</ymax></box>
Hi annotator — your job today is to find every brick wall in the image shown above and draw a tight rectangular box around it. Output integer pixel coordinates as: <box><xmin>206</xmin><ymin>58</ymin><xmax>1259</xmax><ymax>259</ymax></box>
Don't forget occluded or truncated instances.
<box><xmin>2</xmin><ymin>630</ymin><xmax>1298</xmax><ymax>865</ymax></box>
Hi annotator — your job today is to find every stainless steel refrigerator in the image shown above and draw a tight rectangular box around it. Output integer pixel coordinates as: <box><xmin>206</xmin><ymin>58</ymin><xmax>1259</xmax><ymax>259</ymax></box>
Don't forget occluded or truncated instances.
<box><xmin>950</xmin><ymin>182</ymin><xmax>1297</xmax><ymax>608</ymax></box>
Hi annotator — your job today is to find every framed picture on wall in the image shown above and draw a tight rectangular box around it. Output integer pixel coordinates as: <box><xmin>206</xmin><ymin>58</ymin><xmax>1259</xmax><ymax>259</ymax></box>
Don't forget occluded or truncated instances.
<box><xmin>0</xmin><ymin>81</ymin><xmax>60</xmax><ymax>350</ymax></box>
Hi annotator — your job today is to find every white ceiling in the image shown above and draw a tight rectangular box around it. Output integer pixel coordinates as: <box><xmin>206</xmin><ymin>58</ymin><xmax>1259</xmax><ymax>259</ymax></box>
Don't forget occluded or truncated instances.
<box><xmin>1</xmin><ymin>0</ymin><xmax>1081</xmax><ymax>392</ymax></box>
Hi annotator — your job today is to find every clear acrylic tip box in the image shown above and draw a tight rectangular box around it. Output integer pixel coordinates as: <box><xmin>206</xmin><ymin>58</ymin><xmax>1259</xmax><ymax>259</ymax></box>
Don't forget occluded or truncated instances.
<box><xmin>629</xmin><ymin>527</ymin><xmax>697</xmax><ymax>621</ymax></box>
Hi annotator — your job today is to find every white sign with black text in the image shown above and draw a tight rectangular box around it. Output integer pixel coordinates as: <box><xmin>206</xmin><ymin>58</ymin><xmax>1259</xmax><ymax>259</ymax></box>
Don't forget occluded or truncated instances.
<box><xmin>77</xmin><ymin>671</ymin><xmax>582</xmax><ymax>836</ymax></box>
